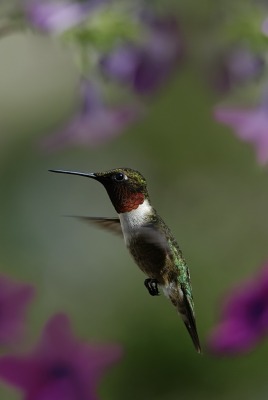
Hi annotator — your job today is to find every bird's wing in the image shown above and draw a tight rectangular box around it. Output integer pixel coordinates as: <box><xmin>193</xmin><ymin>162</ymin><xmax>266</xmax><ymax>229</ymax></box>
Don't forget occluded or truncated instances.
<box><xmin>137</xmin><ymin>223</ymin><xmax>170</xmax><ymax>252</ymax></box>
<box><xmin>66</xmin><ymin>216</ymin><xmax>123</xmax><ymax>236</ymax></box>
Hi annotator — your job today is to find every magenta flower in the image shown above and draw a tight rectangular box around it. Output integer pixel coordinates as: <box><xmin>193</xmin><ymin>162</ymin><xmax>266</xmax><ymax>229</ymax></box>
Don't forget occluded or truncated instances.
<box><xmin>208</xmin><ymin>263</ymin><xmax>268</xmax><ymax>355</ymax></box>
<box><xmin>0</xmin><ymin>313</ymin><xmax>122</xmax><ymax>400</ymax></box>
<box><xmin>40</xmin><ymin>80</ymin><xmax>140</xmax><ymax>150</ymax></box>
<box><xmin>214</xmin><ymin>97</ymin><xmax>268</xmax><ymax>165</ymax></box>
<box><xmin>0</xmin><ymin>275</ymin><xmax>34</xmax><ymax>345</ymax></box>
<box><xmin>25</xmin><ymin>0</ymin><xmax>94</xmax><ymax>33</ymax></box>
<box><xmin>100</xmin><ymin>15</ymin><xmax>183</xmax><ymax>94</ymax></box>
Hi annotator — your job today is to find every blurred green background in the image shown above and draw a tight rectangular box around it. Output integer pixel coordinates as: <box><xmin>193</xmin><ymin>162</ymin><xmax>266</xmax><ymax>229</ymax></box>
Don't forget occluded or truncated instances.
<box><xmin>1</xmin><ymin>10</ymin><xmax>268</xmax><ymax>399</ymax></box>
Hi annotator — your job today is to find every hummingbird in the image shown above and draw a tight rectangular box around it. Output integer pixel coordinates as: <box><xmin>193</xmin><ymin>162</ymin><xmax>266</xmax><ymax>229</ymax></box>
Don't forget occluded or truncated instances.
<box><xmin>49</xmin><ymin>167</ymin><xmax>201</xmax><ymax>353</ymax></box>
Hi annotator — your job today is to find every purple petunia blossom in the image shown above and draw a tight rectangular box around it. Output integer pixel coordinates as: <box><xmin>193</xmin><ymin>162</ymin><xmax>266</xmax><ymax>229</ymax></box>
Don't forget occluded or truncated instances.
<box><xmin>100</xmin><ymin>15</ymin><xmax>183</xmax><ymax>94</ymax></box>
<box><xmin>0</xmin><ymin>275</ymin><xmax>34</xmax><ymax>346</ymax></box>
<box><xmin>208</xmin><ymin>263</ymin><xmax>268</xmax><ymax>355</ymax></box>
<box><xmin>40</xmin><ymin>80</ymin><xmax>140</xmax><ymax>150</ymax></box>
<box><xmin>214</xmin><ymin>94</ymin><xmax>268</xmax><ymax>165</ymax></box>
<box><xmin>212</xmin><ymin>47</ymin><xmax>264</xmax><ymax>93</ymax></box>
<box><xmin>25</xmin><ymin>0</ymin><xmax>95</xmax><ymax>33</ymax></box>
<box><xmin>0</xmin><ymin>313</ymin><xmax>122</xmax><ymax>400</ymax></box>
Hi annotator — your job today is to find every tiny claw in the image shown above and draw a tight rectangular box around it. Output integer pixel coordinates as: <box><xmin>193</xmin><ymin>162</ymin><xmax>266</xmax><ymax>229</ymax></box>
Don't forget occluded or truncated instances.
<box><xmin>144</xmin><ymin>278</ymin><xmax>160</xmax><ymax>296</ymax></box>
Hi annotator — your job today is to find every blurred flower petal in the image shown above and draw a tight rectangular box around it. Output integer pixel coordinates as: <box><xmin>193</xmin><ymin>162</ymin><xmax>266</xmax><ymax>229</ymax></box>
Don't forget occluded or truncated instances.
<box><xmin>209</xmin><ymin>321</ymin><xmax>258</xmax><ymax>354</ymax></box>
<box><xmin>0</xmin><ymin>275</ymin><xmax>34</xmax><ymax>345</ymax></box>
<box><xmin>214</xmin><ymin>97</ymin><xmax>268</xmax><ymax>165</ymax></box>
<box><xmin>211</xmin><ymin>47</ymin><xmax>264</xmax><ymax>93</ymax></box>
<box><xmin>0</xmin><ymin>313</ymin><xmax>122</xmax><ymax>399</ymax></box>
<box><xmin>40</xmin><ymin>80</ymin><xmax>141</xmax><ymax>150</ymax></box>
<box><xmin>100</xmin><ymin>15</ymin><xmax>183</xmax><ymax>94</ymax></box>
<box><xmin>208</xmin><ymin>263</ymin><xmax>268</xmax><ymax>355</ymax></box>
<box><xmin>25</xmin><ymin>0</ymin><xmax>94</xmax><ymax>33</ymax></box>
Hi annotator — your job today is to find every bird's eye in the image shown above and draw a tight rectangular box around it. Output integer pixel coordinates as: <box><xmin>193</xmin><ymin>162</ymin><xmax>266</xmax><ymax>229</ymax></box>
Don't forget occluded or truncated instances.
<box><xmin>113</xmin><ymin>172</ymin><xmax>127</xmax><ymax>182</ymax></box>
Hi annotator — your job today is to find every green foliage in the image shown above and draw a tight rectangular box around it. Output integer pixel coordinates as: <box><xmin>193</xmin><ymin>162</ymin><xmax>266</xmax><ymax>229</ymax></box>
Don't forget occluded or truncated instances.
<box><xmin>62</xmin><ymin>5</ymin><xmax>144</xmax><ymax>72</ymax></box>
<box><xmin>223</xmin><ymin>7</ymin><xmax>268</xmax><ymax>51</ymax></box>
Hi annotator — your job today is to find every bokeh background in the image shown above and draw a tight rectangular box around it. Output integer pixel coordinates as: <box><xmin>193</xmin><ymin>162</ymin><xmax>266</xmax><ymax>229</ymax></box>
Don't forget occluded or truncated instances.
<box><xmin>1</xmin><ymin>1</ymin><xmax>268</xmax><ymax>399</ymax></box>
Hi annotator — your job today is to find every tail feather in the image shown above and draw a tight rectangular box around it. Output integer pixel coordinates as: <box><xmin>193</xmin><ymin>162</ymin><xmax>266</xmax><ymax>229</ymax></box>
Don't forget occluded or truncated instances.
<box><xmin>163</xmin><ymin>283</ymin><xmax>201</xmax><ymax>353</ymax></box>
<box><xmin>180</xmin><ymin>291</ymin><xmax>201</xmax><ymax>354</ymax></box>
<box><xmin>182</xmin><ymin>312</ymin><xmax>202</xmax><ymax>354</ymax></box>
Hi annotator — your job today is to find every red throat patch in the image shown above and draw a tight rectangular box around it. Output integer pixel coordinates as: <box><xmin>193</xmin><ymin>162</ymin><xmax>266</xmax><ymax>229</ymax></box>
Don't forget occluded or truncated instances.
<box><xmin>118</xmin><ymin>192</ymin><xmax>145</xmax><ymax>213</ymax></box>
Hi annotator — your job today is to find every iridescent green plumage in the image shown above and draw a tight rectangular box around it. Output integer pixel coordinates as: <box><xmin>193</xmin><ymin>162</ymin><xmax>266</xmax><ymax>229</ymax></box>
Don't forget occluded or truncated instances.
<box><xmin>124</xmin><ymin>209</ymin><xmax>200</xmax><ymax>353</ymax></box>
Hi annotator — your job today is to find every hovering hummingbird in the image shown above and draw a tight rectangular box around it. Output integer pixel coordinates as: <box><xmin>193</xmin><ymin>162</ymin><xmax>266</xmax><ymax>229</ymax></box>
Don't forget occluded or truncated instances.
<box><xmin>49</xmin><ymin>167</ymin><xmax>201</xmax><ymax>353</ymax></box>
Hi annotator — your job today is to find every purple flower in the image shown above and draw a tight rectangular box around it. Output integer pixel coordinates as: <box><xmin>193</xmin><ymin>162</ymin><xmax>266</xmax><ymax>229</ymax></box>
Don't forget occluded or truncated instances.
<box><xmin>40</xmin><ymin>80</ymin><xmax>140</xmax><ymax>150</ymax></box>
<box><xmin>25</xmin><ymin>0</ymin><xmax>94</xmax><ymax>33</ymax></box>
<box><xmin>100</xmin><ymin>15</ymin><xmax>183</xmax><ymax>94</ymax></box>
<box><xmin>214</xmin><ymin>93</ymin><xmax>268</xmax><ymax>165</ymax></box>
<box><xmin>208</xmin><ymin>263</ymin><xmax>268</xmax><ymax>355</ymax></box>
<box><xmin>211</xmin><ymin>47</ymin><xmax>264</xmax><ymax>93</ymax></box>
<box><xmin>0</xmin><ymin>313</ymin><xmax>122</xmax><ymax>400</ymax></box>
<box><xmin>0</xmin><ymin>275</ymin><xmax>34</xmax><ymax>346</ymax></box>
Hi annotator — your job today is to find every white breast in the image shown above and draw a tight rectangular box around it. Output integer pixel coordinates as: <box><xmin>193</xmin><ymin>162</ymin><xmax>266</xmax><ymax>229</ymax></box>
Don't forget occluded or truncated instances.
<box><xmin>119</xmin><ymin>199</ymin><xmax>152</xmax><ymax>244</ymax></box>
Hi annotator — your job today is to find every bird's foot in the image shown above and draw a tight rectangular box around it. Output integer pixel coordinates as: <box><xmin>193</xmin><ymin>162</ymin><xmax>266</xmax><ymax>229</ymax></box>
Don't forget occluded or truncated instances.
<box><xmin>144</xmin><ymin>278</ymin><xmax>160</xmax><ymax>296</ymax></box>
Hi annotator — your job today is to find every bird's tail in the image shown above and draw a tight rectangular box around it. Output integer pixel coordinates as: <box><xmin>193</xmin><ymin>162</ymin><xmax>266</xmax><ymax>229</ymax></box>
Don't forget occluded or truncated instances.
<box><xmin>167</xmin><ymin>285</ymin><xmax>201</xmax><ymax>354</ymax></box>
<box><xmin>179</xmin><ymin>293</ymin><xmax>202</xmax><ymax>354</ymax></box>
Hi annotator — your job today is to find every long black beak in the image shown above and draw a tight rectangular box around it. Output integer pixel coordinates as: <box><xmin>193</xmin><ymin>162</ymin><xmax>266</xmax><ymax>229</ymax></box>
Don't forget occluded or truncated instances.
<box><xmin>49</xmin><ymin>169</ymin><xmax>97</xmax><ymax>179</ymax></box>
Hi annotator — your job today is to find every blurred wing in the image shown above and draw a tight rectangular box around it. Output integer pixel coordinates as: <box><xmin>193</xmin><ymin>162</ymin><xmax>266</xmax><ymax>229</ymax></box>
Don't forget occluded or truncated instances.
<box><xmin>67</xmin><ymin>216</ymin><xmax>123</xmax><ymax>236</ymax></box>
<box><xmin>137</xmin><ymin>223</ymin><xmax>170</xmax><ymax>253</ymax></box>
<box><xmin>129</xmin><ymin>223</ymin><xmax>171</xmax><ymax>268</ymax></box>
